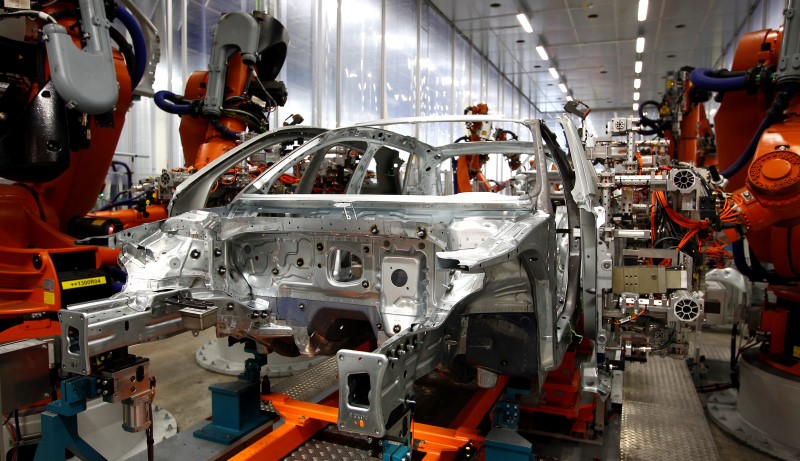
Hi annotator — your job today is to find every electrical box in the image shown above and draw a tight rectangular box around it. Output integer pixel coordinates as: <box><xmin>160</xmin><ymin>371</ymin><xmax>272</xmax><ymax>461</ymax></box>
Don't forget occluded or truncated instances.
<box><xmin>0</xmin><ymin>339</ymin><xmax>51</xmax><ymax>413</ymax></box>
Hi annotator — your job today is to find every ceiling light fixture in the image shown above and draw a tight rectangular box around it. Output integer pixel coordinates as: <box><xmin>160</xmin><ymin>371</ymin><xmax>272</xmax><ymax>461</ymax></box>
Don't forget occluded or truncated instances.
<box><xmin>633</xmin><ymin>92</ymin><xmax>640</xmax><ymax>101</ymax></box>
<box><xmin>636</xmin><ymin>36</ymin><xmax>645</xmax><ymax>53</ymax></box>
<box><xmin>634</xmin><ymin>78</ymin><xmax>641</xmax><ymax>89</ymax></box>
<box><xmin>635</xmin><ymin>60</ymin><xmax>642</xmax><ymax>73</ymax></box>
<box><xmin>559</xmin><ymin>83</ymin><xmax>568</xmax><ymax>93</ymax></box>
<box><xmin>536</xmin><ymin>45</ymin><xmax>549</xmax><ymax>60</ymax></box>
<box><xmin>549</xmin><ymin>67</ymin><xmax>559</xmax><ymax>79</ymax></box>
<box><xmin>516</xmin><ymin>13</ymin><xmax>533</xmax><ymax>33</ymax></box>
<box><xmin>638</xmin><ymin>0</ymin><xmax>648</xmax><ymax>21</ymax></box>
<box><xmin>633</xmin><ymin>102</ymin><xmax>639</xmax><ymax>111</ymax></box>
<box><xmin>566</xmin><ymin>95</ymin><xmax>574</xmax><ymax>101</ymax></box>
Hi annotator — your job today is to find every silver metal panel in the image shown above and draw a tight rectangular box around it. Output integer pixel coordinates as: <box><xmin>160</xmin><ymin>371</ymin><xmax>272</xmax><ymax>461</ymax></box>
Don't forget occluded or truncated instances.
<box><xmin>621</xmin><ymin>357</ymin><xmax>720</xmax><ymax>461</ymax></box>
<box><xmin>0</xmin><ymin>339</ymin><xmax>51</xmax><ymax>413</ymax></box>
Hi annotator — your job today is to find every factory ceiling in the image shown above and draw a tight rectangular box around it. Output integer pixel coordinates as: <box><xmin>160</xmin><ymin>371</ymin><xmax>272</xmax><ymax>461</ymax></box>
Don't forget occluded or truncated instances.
<box><xmin>431</xmin><ymin>0</ymin><xmax>771</xmax><ymax>119</ymax></box>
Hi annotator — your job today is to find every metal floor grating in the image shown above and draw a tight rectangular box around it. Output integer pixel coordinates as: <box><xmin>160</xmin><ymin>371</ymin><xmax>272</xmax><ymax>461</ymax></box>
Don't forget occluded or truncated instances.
<box><xmin>620</xmin><ymin>356</ymin><xmax>720</xmax><ymax>461</ymax></box>
<box><xmin>265</xmin><ymin>356</ymin><xmax>339</xmax><ymax>412</ymax></box>
<box><xmin>283</xmin><ymin>425</ymin><xmax>376</xmax><ymax>461</ymax></box>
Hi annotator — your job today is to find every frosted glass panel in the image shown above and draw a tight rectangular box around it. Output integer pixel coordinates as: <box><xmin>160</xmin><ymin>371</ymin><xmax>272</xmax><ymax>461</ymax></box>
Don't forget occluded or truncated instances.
<box><xmin>276</xmin><ymin>1</ymin><xmax>314</xmax><ymax>128</ymax></box>
<box><xmin>502</xmin><ymin>78</ymin><xmax>513</xmax><ymax>118</ymax></box>
<box><xmin>454</xmin><ymin>34</ymin><xmax>470</xmax><ymax>112</ymax></box>
<box><xmin>320</xmin><ymin>1</ymin><xmax>338</xmax><ymax>127</ymax></box>
<box><xmin>385</xmin><ymin>0</ymin><xmax>417</xmax><ymax>133</ymax></box>
<box><xmin>419</xmin><ymin>2</ymin><xmax>453</xmax><ymax>145</ymax></box>
<box><xmin>473</xmin><ymin>50</ymin><xmax>484</xmax><ymax>103</ymax></box>
<box><xmin>487</xmin><ymin>65</ymin><xmax>499</xmax><ymax>114</ymax></box>
<box><xmin>339</xmin><ymin>0</ymin><xmax>382</xmax><ymax>125</ymax></box>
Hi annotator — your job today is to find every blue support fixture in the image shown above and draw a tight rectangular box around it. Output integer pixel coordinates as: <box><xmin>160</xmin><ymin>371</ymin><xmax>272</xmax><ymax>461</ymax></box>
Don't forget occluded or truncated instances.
<box><xmin>193</xmin><ymin>350</ymin><xmax>272</xmax><ymax>444</ymax></box>
<box><xmin>34</xmin><ymin>377</ymin><xmax>107</xmax><ymax>461</ymax></box>
<box><xmin>485</xmin><ymin>385</ymin><xmax>536</xmax><ymax>461</ymax></box>
<box><xmin>382</xmin><ymin>440</ymin><xmax>411</xmax><ymax>461</ymax></box>
<box><xmin>484</xmin><ymin>428</ymin><xmax>536</xmax><ymax>461</ymax></box>
<box><xmin>492</xmin><ymin>385</ymin><xmax>529</xmax><ymax>430</ymax></box>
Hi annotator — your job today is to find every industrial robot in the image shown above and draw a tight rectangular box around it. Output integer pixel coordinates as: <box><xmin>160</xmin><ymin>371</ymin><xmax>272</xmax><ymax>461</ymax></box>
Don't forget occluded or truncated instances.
<box><xmin>684</xmin><ymin>5</ymin><xmax>800</xmax><ymax>458</ymax></box>
<box><xmin>0</xmin><ymin>1</ymin><xmax>159</xmax><ymax>460</ymax></box>
<box><xmin>453</xmin><ymin>103</ymin><xmax>521</xmax><ymax>194</ymax></box>
<box><xmin>86</xmin><ymin>10</ymin><xmax>292</xmax><ymax>231</ymax></box>
<box><xmin>638</xmin><ymin>67</ymin><xmax>717</xmax><ymax>166</ymax></box>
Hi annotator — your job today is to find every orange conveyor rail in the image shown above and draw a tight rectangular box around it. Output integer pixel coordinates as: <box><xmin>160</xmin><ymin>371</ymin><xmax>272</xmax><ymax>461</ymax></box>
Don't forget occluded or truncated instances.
<box><xmin>231</xmin><ymin>376</ymin><xmax>510</xmax><ymax>461</ymax></box>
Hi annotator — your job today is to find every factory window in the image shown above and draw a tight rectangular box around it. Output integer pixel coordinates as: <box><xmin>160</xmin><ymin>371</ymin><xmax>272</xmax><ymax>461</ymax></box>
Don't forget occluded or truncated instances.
<box><xmin>339</xmin><ymin>0</ymin><xmax>382</xmax><ymax>126</ymax></box>
<box><xmin>275</xmin><ymin>1</ymin><xmax>314</xmax><ymax>128</ymax></box>
<box><xmin>419</xmin><ymin>1</ymin><xmax>454</xmax><ymax>146</ymax></box>
<box><xmin>384</xmin><ymin>0</ymin><xmax>418</xmax><ymax>136</ymax></box>
<box><xmin>454</xmin><ymin>34</ymin><xmax>470</xmax><ymax>112</ymax></box>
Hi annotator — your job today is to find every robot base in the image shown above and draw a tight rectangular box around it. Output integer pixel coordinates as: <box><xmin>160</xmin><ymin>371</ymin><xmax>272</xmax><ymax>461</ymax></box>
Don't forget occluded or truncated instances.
<box><xmin>707</xmin><ymin>349</ymin><xmax>800</xmax><ymax>460</ymax></box>
<box><xmin>196</xmin><ymin>338</ymin><xmax>325</xmax><ymax>377</ymax></box>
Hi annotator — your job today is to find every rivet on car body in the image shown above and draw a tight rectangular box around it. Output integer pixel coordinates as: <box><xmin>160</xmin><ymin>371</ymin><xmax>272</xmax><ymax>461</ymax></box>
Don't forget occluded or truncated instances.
<box><xmin>190</xmin><ymin>249</ymin><xmax>200</xmax><ymax>259</ymax></box>
<box><xmin>217</xmin><ymin>266</ymin><xmax>226</xmax><ymax>275</ymax></box>
<box><xmin>226</xmin><ymin>303</ymin><xmax>234</xmax><ymax>310</ymax></box>
<box><xmin>317</xmin><ymin>243</ymin><xmax>324</xmax><ymax>251</ymax></box>
<box><xmin>393</xmin><ymin>324</ymin><xmax>401</xmax><ymax>333</ymax></box>
<box><xmin>297</xmin><ymin>258</ymin><xmax>304</xmax><ymax>267</ymax></box>
<box><xmin>416</xmin><ymin>228</ymin><xmax>426</xmax><ymax>239</ymax></box>
<box><xmin>371</xmin><ymin>225</ymin><xmax>379</xmax><ymax>235</ymax></box>
<box><xmin>298</xmin><ymin>303</ymin><xmax>305</xmax><ymax>310</ymax></box>
<box><xmin>362</xmin><ymin>280</ymin><xmax>370</xmax><ymax>288</ymax></box>
<box><xmin>214</xmin><ymin>248</ymin><xmax>222</xmax><ymax>257</ymax></box>
<box><xmin>272</xmin><ymin>268</ymin><xmax>279</xmax><ymax>275</ymax></box>
<box><xmin>32</xmin><ymin>254</ymin><xmax>42</xmax><ymax>269</ymax></box>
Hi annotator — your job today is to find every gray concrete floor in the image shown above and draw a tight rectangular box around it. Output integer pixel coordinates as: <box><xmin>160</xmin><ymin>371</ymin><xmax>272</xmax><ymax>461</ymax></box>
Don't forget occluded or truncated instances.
<box><xmin>132</xmin><ymin>327</ymin><xmax>780</xmax><ymax>460</ymax></box>
<box><xmin>130</xmin><ymin>329</ymin><xmax>221</xmax><ymax>431</ymax></box>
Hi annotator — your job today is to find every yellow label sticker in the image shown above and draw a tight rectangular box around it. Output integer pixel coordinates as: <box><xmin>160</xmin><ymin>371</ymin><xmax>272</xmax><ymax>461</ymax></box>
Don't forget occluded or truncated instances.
<box><xmin>91</xmin><ymin>219</ymin><xmax>106</xmax><ymax>226</ymax></box>
<box><xmin>43</xmin><ymin>292</ymin><xmax>55</xmax><ymax>305</ymax></box>
<box><xmin>61</xmin><ymin>276</ymin><xmax>107</xmax><ymax>290</ymax></box>
<box><xmin>794</xmin><ymin>346</ymin><xmax>800</xmax><ymax>359</ymax></box>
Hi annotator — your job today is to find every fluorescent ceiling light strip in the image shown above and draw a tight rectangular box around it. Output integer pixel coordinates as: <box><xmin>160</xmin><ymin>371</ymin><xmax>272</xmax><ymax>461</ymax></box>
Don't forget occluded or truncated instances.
<box><xmin>559</xmin><ymin>83</ymin><xmax>568</xmax><ymax>93</ymax></box>
<box><xmin>636</xmin><ymin>36</ymin><xmax>645</xmax><ymax>53</ymax></box>
<box><xmin>517</xmin><ymin>13</ymin><xmax>533</xmax><ymax>33</ymax></box>
<box><xmin>536</xmin><ymin>45</ymin><xmax>549</xmax><ymax>60</ymax></box>
<box><xmin>638</xmin><ymin>0</ymin><xmax>648</xmax><ymax>21</ymax></box>
<box><xmin>549</xmin><ymin>67</ymin><xmax>559</xmax><ymax>79</ymax></box>
<box><xmin>635</xmin><ymin>60</ymin><xmax>642</xmax><ymax>73</ymax></box>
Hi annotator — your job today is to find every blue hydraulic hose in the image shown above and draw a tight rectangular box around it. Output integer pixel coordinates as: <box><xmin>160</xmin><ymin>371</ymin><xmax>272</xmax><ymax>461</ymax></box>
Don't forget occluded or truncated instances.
<box><xmin>115</xmin><ymin>4</ymin><xmax>147</xmax><ymax>90</ymax></box>
<box><xmin>689</xmin><ymin>68</ymin><xmax>747</xmax><ymax>92</ymax></box>
<box><xmin>732</xmin><ymin>240</ymin><xmax>757</xmax><ymax>280</ymax></box>
<box><xmin>154</xmin><ymin>90</ymin><xmax>192</xmax><ymax>115</ymax></box>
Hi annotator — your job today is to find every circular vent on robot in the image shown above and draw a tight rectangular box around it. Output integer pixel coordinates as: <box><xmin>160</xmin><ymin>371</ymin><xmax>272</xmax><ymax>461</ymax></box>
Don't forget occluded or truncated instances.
<box><xmin>674</xmin><ymin>298</ymin><xmax>701</xmax><ymax>322</ymax></box>
<box><xmin>672</xmin><ymin>170</ymin><xmax>695</xmax><ymax>190</ymax></box>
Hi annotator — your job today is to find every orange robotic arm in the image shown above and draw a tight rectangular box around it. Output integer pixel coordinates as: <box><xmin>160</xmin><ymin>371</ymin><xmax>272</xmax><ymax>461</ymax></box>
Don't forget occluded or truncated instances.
<box><xmin>725</xmin><ymin>103</ymin><xmax>800</xmax><ymax>278</ymax></box>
